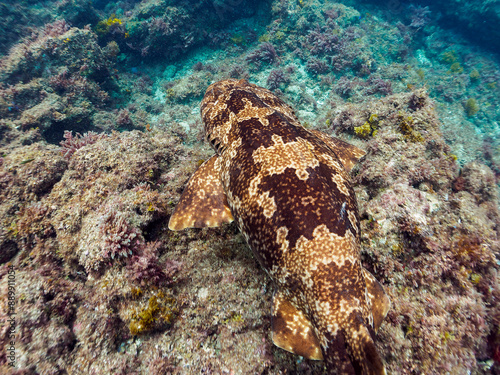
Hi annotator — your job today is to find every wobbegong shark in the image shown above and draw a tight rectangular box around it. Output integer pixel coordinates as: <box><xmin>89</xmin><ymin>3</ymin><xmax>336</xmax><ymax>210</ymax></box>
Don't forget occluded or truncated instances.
<box><xmin>169</xmin><ymin>79</ymin><xmax>390</xmax><ymax>374</ymax></box>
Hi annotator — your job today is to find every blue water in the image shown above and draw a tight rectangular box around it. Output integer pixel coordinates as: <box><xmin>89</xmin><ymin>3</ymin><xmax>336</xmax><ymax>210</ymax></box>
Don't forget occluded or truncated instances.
<box><xmin>9</xmin><ymin>1</ymin><xmax>499</xmax><ymax>175</ymax></box>
<box><xmin>1</xmin><ymin>1</ymin><xmax>498</xmax><ymax>172</ymax></box>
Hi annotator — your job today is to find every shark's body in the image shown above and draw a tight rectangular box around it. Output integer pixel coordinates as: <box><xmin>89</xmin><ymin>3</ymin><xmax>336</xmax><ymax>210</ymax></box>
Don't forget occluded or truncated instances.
<box><xmin>169</xmin><ymin>79</ymin><xmax>390</xmax><ymax>374</ymax></box>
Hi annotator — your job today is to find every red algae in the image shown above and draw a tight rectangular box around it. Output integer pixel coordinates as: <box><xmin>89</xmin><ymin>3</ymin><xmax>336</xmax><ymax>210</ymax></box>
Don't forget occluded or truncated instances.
<box><xmin>332</xmin><ymin>89</ymin><xmax>499</xmax><ymax>374</ymax></box>
<box><xmin>0</xmin><ymin>0</ymin><xmax>498</xmax><ymax>372</ymax></box>
<box><xmin>0</xmin><ymin>87</ymin><xmax>497</xmax><ymax>374</ymax></box>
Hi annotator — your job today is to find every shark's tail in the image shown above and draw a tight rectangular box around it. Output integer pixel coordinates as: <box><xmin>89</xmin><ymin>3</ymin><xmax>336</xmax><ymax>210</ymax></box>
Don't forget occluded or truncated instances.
<box><xmin>323</xmin><ymin>319</ymin><xmax>386</xmax><ymax>375</ymax></box>
<box><xmin>346</xmin><ymin>323</ymin><xmax>386</xmax><ymax>375</ymax></box>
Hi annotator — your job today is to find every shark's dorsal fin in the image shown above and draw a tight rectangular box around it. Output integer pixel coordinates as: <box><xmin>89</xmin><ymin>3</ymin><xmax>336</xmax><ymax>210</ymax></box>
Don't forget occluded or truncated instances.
<box><xmin>271</xmin><ymin>290</ymin><xmax>323</xmax><ymax>360</ymax></box>
<box><xmin>168</xmin><ymin>155</ymin><xmax>233</xmax><ymax>230</ymax></box>
<box><xmin>308</xmin><ymin>129</ymin><xmax>365</xmax><ymax>172</ymax></box>
<box><xmin>362</xmin><ymin>268</ymin><xmax>391</xmax><ymax>332</ymax></box>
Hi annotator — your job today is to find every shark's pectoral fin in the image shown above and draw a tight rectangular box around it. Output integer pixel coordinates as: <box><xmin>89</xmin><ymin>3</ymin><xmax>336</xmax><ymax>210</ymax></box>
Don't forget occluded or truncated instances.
<box><xmin>271</xmin><ymin>290</ymin><xmax>323</xmax><ymax>360</ymax></box>
<box><xmin>168</xmin><ymin>155</ymin><xmax>233</xmax><ymax>230</ymax></box>
<box><xmin>309</xmin><ymin>129</ymin><xmax>366</xmax><ymax>172</ymax></box>
<box><xmin>362</xmin><ymin>269</ymin><xmax>391</xmax><ymax>332</ymax></box>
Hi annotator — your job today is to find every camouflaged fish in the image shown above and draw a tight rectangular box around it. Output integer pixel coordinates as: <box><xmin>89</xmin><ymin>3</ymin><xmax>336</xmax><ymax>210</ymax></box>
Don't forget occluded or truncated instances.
<box><xmin>169</xmin><ymin>79</ymin><xmax>390</xmax><ymax>374</ymax></box>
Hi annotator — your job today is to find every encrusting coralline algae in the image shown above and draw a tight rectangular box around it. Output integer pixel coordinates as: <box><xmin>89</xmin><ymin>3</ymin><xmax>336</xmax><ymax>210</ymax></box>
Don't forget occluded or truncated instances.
<box><xmin>0</xmin><ymin>0</ymin><xmax>499</xmax><ymax>373</ymax></box>
<box><xmin>0</xmin><ymin>86</ymin><xmax>498</xmax><ymax>374</ymax></box>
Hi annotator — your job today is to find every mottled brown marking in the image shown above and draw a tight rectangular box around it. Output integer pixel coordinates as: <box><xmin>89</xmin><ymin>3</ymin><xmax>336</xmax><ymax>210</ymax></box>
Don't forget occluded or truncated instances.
<box><xmin>252</xmin><ymin>135</ymin><xmax>319</xmax><ymax>181</ymax></box>
<box><xmin>170</xmin><ymin>79</ymin><xmax>390</xmax><ymax>375</ymax></box>
<box><xmin>238</xmin><ymin>98</ymin><xmax>275</xmax><ymax>126</ymax></box>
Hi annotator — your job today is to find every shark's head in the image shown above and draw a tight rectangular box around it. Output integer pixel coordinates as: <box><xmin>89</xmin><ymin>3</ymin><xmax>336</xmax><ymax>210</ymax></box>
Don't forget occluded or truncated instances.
<box><xmin>201</xmin><ymin>79</ymin><xmax>301</xmax><ymax>154</ymax></box>
<box><xmin>200</xmin><ymin>79</ymin><xmax>243</xmax><ymax>154</ymax></box>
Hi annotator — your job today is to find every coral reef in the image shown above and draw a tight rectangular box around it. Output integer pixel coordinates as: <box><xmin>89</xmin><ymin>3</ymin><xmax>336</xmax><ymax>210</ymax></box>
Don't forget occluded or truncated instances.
<box><xmin>332</xmin><ymin>89</ymin><xmax>499</xmax><ymax>374</ymax></box>
<box><xmin>0</xmin><ymin>129</ymin><xmax>190</xmax><ymax>373</ymax></box>
<box><xmin>246</xmin><ymin>42</ymin><xmax>280</xmax><ymax>67</ymax></box>
<box><xmin>59</xmin><ymin>130</ymin><xmax>105</xmax><ymax>160</ymax></box>
<box><xmin>0</xmin><ymin>87</ymin><xmax>498</xmax><ymax>374</ymax></box>
<box><xmin>0</xmin><ymin>22</ymin><xmax>115</xmax><ymax>142</ymax></box>
<box><xmin>0</xmin><ymin>0</ymin><xmax>499</xmax><ymax>373</ymax></box>
<box><xmin>266</xmin><ymin>69</ymin><xmax>290</xmax><ymax>91</ymax></box>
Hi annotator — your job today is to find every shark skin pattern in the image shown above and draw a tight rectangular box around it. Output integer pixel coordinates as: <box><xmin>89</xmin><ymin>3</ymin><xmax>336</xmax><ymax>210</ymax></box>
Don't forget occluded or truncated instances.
<box><xmin>169</xmin><ymin>79</ymin><xmax>390</xmax><ymax>374</ymax></box>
